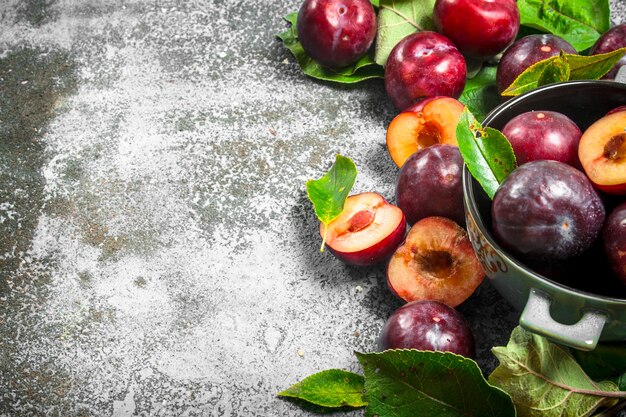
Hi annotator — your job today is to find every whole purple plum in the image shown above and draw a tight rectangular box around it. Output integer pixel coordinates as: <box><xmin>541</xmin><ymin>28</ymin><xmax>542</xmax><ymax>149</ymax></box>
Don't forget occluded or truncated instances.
<box><xmin>433</xmin><ymin>0</ymin><xmax>520</xmax><ymax>60</ymax></box>
<box><xmin>378</xmin><ymin>300</ymin><xmax>475</xmax><ymax>357</ymax></box>
<box><xmin>385</xmin><ymin>31</ymin><xmax>466</xmax><ymax>110</ymax></box>
<box><xmin>395</xmin><ymin>144</ymin><xmax>464</xmax><ymax>225</ymax></box>
<box><xmin>492</xmin><ymin>160</ymin><xmax>605</xmax><ymax>261</ymax></box>
<box><xmin>590</xmin><ymin>24</ymin><xmax>626</xmax><ymax>80</ymax></box>
<box><xmin>501</xmin><ymin>110</ymin><xmax>582</xmax><ymax>168</ymax></box>
<box><xmin>297</xmin><ymin>0</ymin><xmax>376</xmax><ymax>68</ymax></box>
<box><xmin>497</xmin><ymin>34</ymin><xmax>576</xmax><ymax>94</ymax></box>
<box><xmin>603</xmin><ymin>201</ymin><xmax>626</xmax><ymax>283</ymax></box>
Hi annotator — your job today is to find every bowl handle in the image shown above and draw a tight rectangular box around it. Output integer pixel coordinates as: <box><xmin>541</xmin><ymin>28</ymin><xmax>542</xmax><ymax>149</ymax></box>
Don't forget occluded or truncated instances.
<box><xmin>519</xmin><ymin>288</ymin><xmax>608</xmax><ymax>351</ymax></box>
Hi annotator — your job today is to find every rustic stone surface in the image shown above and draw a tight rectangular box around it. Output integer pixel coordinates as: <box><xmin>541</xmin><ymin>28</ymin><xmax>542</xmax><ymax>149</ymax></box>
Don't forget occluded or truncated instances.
<box><xmin>0</xmin><ymin>1</ymin><xmax>623</xmax><ymax>416</ymax></box>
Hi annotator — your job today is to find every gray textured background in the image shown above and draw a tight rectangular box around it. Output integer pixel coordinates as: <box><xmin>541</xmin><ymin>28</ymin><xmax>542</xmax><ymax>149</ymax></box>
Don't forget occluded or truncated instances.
<box><xmin>0</xmin><ymin>1</ymin><xmax>625</xmax><ymax>416</ymax></box>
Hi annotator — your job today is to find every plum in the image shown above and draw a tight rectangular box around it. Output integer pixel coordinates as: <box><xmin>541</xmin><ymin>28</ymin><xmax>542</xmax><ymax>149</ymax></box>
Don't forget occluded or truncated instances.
<box><xmin>387</xmin><ymin>217</ymin><xmax>484</xmax><ymax>308</ymax></box>
<box><xmin>590</xmin><ymin>24</ymin><xmax>626</xmax><ymax>80</ymax></box>
<box><xmin>579</xmin><ymin>110</ymin><xmax>626</xmax><ymax>194</ymax></box>
<box><xmin>386</xmin><ymin>96</ymin><xmax>464</xmax><ymax>168</ymax></box>
<box><xmin>603</xmin><ymin>201</ymin><xmax>626</xmax><ymax>283</ymax></box>
<box><xmin>379</xmin><ymin>300</ymin><xmax>475</xmax><ymax>357</ymax></box>
<box><xmin>385</xmin><ymin>31</ymin><xmax>466</xmax><ymax>110</ymax></box>
<box><xmin>322</xmin><ymin>192</ymin><xmax>406</xmax><ymax>266</ymax></box>
<box><xmin>297</xmin><ymin>0</ymin><xmax>377</xmax><ymax>68</ymax></box>
<box><xmin>501</xmin><ymin>110</ymin><xmax>582</xmax><ymax>168</ymax></box>
<box><xmin>395</xmin><ymin>144</ymin><xmax>464</xmax><ymax>225</ymax></box>
<box><xmin>433</xmin><ymin>0</ymin><xmax>519</xmax><ymax>60</ymax></box>
<box><xmin>492</xmin><ymin>160</ymin><xmax>605</xmax><ymax>262</ymax></box>
<box><xmin>497</xmin><ymin>34</ymin><xmax>576</xmax><ymax>94</ymax></box>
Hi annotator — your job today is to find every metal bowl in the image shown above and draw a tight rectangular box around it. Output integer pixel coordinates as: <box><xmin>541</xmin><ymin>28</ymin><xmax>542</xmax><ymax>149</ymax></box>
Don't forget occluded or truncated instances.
<box><xmin>463</xmin><ymin>80</ymin><xmax>626</xmax><ymax>350</ymax></box>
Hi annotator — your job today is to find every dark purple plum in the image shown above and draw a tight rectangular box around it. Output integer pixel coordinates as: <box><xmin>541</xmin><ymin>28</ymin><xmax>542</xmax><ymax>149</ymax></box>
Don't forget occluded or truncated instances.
<box><xmin>395</xmin><ymin>144</ymin><xmax>464</xmax><ymax>225</ymax></box>
<box><xmin>501</xmin><ymin>110</ymin><xmax>582</xmax><ymax>168</ymax></box>
<box><xmin>497</xmin><ymin>34</ymin><xmax>577</xmax><ymax>94</ymax></box>
<box><xmin>385</xmin><ymin>31</ymin><xmax>466</xmax><ymax>110</ymax></box>
<box><xmin>297</xmin><ymin>0</ymin><xmax>376</xmax><ymax>68</ymax></box>
<box><xmin>433</xmin><ymin>0</ymin><xmax>519</xmax><ymax>60</ymax></box>
<box><xmin>603</xmin><ymin>201</ymin><xmax>626</xmax><ymax>283</ymax></box>
<box><xmin>378</xmin><ymin>300</ymin><xmax>475</xmax><ymax>357</ymax></box>
<box><xmin>590</xmin><ymin>24</ymin><xmax>626</xmax><ymax>80</ymax></box>
<box><xmin>492</xmin><ymin>160</ymin><xmax>605</xmax><ymax>261</ymax></box>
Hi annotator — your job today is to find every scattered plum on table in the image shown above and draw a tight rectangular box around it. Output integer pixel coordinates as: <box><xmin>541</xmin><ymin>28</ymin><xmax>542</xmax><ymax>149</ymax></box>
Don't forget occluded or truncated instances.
<box><xmin>395</xmin><ymin>144</ymin><xmax>464</xmax><ymax>226</ymax></box>
<box><xmin>379</xmin><ymin>300</ymin><xmax>476</xmax><ymax>357</ymax></box>
<box><xmin>496</xmin><ymin>34</ymin><xmax>577</xmax><ymax>94</ymax></box>
<box><xmin>590</xmin><ymin>23</ymin><xmax>626</xmax><ymax>80</ymax></box>
<box><xmin>297</xmin><ymin>0</ymin><xmax>377</xmax><ymax>68</ymax></box>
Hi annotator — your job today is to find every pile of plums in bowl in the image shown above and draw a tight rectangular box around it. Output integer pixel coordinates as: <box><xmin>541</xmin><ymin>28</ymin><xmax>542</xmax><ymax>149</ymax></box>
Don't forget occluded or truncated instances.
<box><xmin>463</xmin><ymin>80</ymin><xmax>626</xmax><ymax>351</ymax></box>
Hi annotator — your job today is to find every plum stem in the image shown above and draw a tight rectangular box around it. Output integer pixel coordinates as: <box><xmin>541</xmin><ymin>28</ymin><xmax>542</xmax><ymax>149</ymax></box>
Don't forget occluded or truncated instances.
<box><xmin>320</xmin><ymin>223</ymin><xmax>328</xmax><ymax>252</ymax></box>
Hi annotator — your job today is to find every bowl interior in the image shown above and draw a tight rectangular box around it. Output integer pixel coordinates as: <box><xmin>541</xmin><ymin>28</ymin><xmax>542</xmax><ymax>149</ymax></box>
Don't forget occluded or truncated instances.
<box><xmin>465</xmin><ymin>80</ymin><xmax>626</xmax><ymax>299</ymax></box>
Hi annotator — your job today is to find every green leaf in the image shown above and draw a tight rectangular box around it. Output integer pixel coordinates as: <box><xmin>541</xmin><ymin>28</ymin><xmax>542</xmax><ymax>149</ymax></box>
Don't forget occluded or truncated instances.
<box><xmin>572</xmin><ymin>343</ymin><xmax>626</xmax><ymax>383</ymax></box>
<box><xmin>374</xmin><ymin>0</ymin><xmax>436</xmax><ymax>66</ymax></box>
<box><xmin>501</xmin><ymin>55</ymin><xmax>563</xmax><ymax>96</ymax></box>
<box><xmin>502</xmin><ymin>48</ymin><xmax>626</xmax><ymax>97</ymax></box>
<box><xmin>456</xmin><ymin>108</ymin><xmax>517</xmax><ymax>199</ymax></box>
<box><xmin>458</xmin><ymin>65</ymin><xmax>500</xmax><ymax>123</ymax></box>
<box><xmin>537</xmin><ymin>52</ymin><xmax>570</xmax><ymax>85</ymax></box>
<box><xmin>490</xmin><ymin>327</ymin><xmax>626</xmax><ymax>417</ymax></box>
<box><xmin>276</xmin><ymin>13</ymin><xmax>384</xmax><ymax>84</ymax></box>
<box><xmin>278</xmin><ymin>369</ymin><xmax>366</xmax><ymax>409</ymax></box>
<box><xmin>568</xmin><ymin>47</ymin><xmax>626</xmax><ymax>79</ymax></box>
<box><xmin>306</xmin><ymin>154</ymin><xmax>357</xmax><ymax>250</ymax></box>
<box><xmin>517</xmin><ymin>0</ymin><xmax>610</xmax><ymax>51</ymax></box>
<box><xmin>356</xmin><ymin>350</ymin><xmax>515</xmax><ymax>417</ymax></box>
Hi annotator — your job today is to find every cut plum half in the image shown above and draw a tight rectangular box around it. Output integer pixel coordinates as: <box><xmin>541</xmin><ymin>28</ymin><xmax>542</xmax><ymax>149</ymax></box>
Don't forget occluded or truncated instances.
<box><xmin>386</xmin><ymin>97</ymin><xmax>464</xmax><ymax>168</ymax></box>
<box><xmin>579</xmin><ymin>110</ymin><xmax>626</xmax><ymax>194</ymax></box>
<box><xmin>321</xmin><ymin>192</ymin><xmax>406</xmax><ymax>266</ymax></box>
<box><xmin>387</xmin><ymin>216</ymin><xmax>484</xmax><ymax>307</ymax></box>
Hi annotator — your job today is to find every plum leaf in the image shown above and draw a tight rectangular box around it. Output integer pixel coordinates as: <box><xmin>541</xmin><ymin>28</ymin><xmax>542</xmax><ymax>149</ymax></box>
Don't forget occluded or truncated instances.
<box><xmin>501</xmin><ymin>48</ymin><xmax>626</xmax><ymax>97</ymax></box>
<box><xmin>537</xmin><ymin>52</ymin><xmax>570</xmax><ymax>85</ymax></box>
<box><xmin>517</xmin><ymin>0</ymin><xmax>610</xmax><ymax>52</ymax></box>
<box><xmin>306</xmin><ymin>154</ymin><xmax>357</xmax><ymax>251</ymax></box>
<box><xmin>458</xmin><ymin>65</ymin><xmax>499</xmax><ymax>123</ymax></box>
<box><xmin>501</xmin><ymin>54</ymin><xmax>565</xmax><ymax>96</ymax></box>
<box><xmin>356</xmin><ymin>350</ymin><xmax>516</xmax><ymax>417</ymax></box>
<box><xmin>276</xmin><ymin>13</ymin><xmax>384</xmax><ymax>84</ymax></box>
<box><xmin>456</xmin><ymin>108</ymin><xmax>517</xmax><ymax>199</ymax></box>
<box><xmin>572</xmin><ymin>343</ymin><xmax>626</xmax><ymax>385</ymax></box>
<box><xmin>490</xmin><ymin>326</ymin><xmax>626</xmax><ymax>417</ymax></box>
<box><xmin>278</xmin><ymin>369</ymin><xmax>366</xmax><ymax>409</ymax></box>
<box><xmin>568</xmin><ymin>47</ymin><xmax>626</xmax><ymax>80</ymax></box>
<box><xmin>374</xmin><ymin>0</ymin><xmax>436</xmax><ymax>67</ymax></box>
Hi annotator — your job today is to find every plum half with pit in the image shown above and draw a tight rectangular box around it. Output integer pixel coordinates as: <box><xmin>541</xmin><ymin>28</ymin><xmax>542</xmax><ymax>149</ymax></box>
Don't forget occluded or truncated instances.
<box><xmin>322</xmin><ymin>192</ymin><xmax>406</xmax><ymax>266</ymax></box>
<box><xmin>378</xmin><ymin>300</ymin><xmax>475</xmax><ymax>357</ymax></box>
<box><xmin>590</xmin><ymin>24</ymin><xmax>626</xmax><ymax>80</ymax></box>
<box><xmin>385</xmin><ymin>31</ymin><xmax>466</xmax><ymax>110</ymax></box>
<box><xmin>395</xmin><ymin>144</ymin><xmax>464</xmax><ymax>225</ymax></box>
<box><xmin>603</xmin><ymin>202</ymin><xmax>626</xmax><ymax>283</ymax></box>
<box><xmin>501</xmin><ymin>110</ymin><xmax>582</xmax><ymax>168</ymax></box>
<box><xmin>386</xmin><ymin>96</ymin><xmax>464</xmax><ymax>168</ymax></box>
<box><xmin>297</xmin><ymin>0</ymin><xmax>377</xmax><ymax>68</ymax></box>
<box><xmin>497</xmin><ymin>34</ymin><xmax>577</xmax><ymax>94</ymax></box>
<box><xmin>387</xmin><ymin>216</ymin><xmax>484</xmax><ymax>307</ymax></box>
<box><xmin>492</xmin><ymin>160</ymin><xmax>605</xmax><ymax>262</ymax></box>
<box><xmin>578</xmin><ymin>109</ymin><xmax>626</xmax><ymax>194</ymax></box>
<box><xmin>433</xmin><ymin>0</ymin><xmax>519</xmax><ymax>60</ymax></box>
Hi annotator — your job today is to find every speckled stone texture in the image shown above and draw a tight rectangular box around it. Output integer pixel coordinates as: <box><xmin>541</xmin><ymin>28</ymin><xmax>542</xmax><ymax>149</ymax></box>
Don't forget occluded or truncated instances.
<box><xmin>0</xmin><ymin>1</ymin><xmax>624</xmax><ymax>416</ymax></box>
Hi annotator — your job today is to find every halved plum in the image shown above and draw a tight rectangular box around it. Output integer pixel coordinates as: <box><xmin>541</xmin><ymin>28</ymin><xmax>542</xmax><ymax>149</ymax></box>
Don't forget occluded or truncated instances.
<box><xmin>386</xmin><ymin>96</ymin><xmax>464</xmax><ymax>167</ymax></box>
<box><xmin>322</xmin><ymin>192</ymin><xmax>406</xmax><ymax>266</ymax></box>
<box><xmin>386</xmin><ymin>216</ymin><xmax>484</xmax><ymax>307</ymax></box>
<box><xmin>579</xmin><ymin>110</ymin><xmax>626</xmax><ymax>194</ymax></box>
